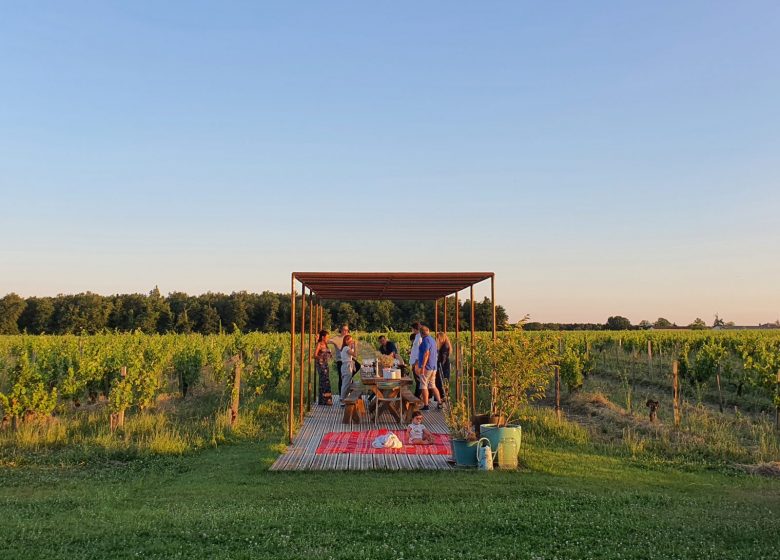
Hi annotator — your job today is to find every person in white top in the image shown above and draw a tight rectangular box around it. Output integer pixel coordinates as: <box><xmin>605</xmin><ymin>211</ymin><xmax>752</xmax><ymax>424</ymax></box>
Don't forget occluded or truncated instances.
<box><xmin>409</xmin><ymin>322</ymin><xmax>422</xmax><ymax>368</ymax></box>
<box><xmin>328</xmin><ymin>324</ymin><xmax>350</xmax><ymax>397</ymax></box>
<box><xmin>339</xmin><ymin>334</ymin><xmax>356</xmax><ymax>404</ymax></box>
<box><xmin>406</xmin><ymin>410</ymin><xmax>434</xmax><ymax>444</ymax></box>
<box><xmin>409</xmin><ymin>322</ymin><xmax>422</xmax><ymax>397</ymax></box>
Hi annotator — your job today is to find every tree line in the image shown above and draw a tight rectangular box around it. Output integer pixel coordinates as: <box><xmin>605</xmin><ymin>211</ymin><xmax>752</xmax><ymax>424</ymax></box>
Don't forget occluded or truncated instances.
<box><xmin>0</xmin><ymin>289</ymin><xmax>509</xmax><ymax>335</ymax></box>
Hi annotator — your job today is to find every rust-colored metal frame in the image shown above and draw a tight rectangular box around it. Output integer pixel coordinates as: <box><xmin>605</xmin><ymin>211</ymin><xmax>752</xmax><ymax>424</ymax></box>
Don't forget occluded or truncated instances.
<box><xmin>287</xmin><ymin>272</ymin><xmax>497</xmax><ymax>442</ymax></box>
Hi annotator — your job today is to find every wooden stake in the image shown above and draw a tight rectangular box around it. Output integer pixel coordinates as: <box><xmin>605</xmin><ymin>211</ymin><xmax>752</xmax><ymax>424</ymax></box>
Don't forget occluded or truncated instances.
<box><xmin>554</xmin><ymin>365</ymin><xmax>561</xmax><ymax>422</ymax></box>
<box><xmin>230</xmin><ymin>357</ymin><xmax>242</xmax><ymax>427</ymax></box>
<box><xmin>716</xmin><ymin>364</ymin><xmax>724</xmax><ymax>414</ymax></box>
<box><xmin>647</xmin><ymin>340</ymin><xmax>653</xmax><ymax>376</ymax></box>
<box><xmin>110</xmin><ymin>366</ymin><xmax>127</xmax><ymax>432</ymax></box>
<box><xmin>672</xmin><ymin>360</ymin><xmax>680</xmax><ymax>427</ymax></box>
<box><xmin>776</xmin><ymin>369</ymin><xmax>780</xmax><ymax>431</ymax></box>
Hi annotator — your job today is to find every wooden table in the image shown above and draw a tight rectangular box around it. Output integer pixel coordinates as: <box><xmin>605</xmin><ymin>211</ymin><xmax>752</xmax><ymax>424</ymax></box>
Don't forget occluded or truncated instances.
<box><xmin>359</xmin><ymin>372</ymin><xmax>413</xmax><ymax>423</ymax></box>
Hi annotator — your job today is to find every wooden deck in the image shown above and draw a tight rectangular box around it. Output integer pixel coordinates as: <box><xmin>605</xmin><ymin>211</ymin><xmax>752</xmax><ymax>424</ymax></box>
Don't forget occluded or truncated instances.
<box><xmin>270</xmin><ymin>396</ymin><xmax>453</xmax><ymax>471</ymax></box>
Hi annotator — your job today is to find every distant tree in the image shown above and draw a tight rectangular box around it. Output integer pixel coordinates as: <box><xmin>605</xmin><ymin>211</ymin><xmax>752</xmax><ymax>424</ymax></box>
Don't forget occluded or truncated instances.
<box><xmin>249</xmin><ymin>291</ymin><xmax>281</xmax><ymax>331</ymax></box>
<box><xmin>360</xmin><ymin>300</ymin><xmax>394</xmax><ymax>331</ymax></box>
<box><xmin>223</xmin><ymin>291</ymin><xmax>250</xmax><ymax>332</ymax></box>
<box><xmin>713</xmin><ymin>314</ymin><xmax>725</xmax><ymax>328</ymax></box>
<box><xmin>688</xmin><ymin>318</ymin><xmax>708</xmax><ymax>330</ymax></box>
<box><xmin>0</xmin><ymin>293</ymin><xmax>27</xmax><ymax>334</ymax></box>
<box><xmin>605</xmin><ymin>316</ymin><xmax>631</xmax><ymax>331</ymax></box>
<box><xmin>653</xmin><ymin>317</ymin><xmax>673</xmax><ymax>329</ymax></box>
<box><xmin>174</xmin><ymin>307</ymin><xmax>194</xmax><ymax>334</ymax></box>
<box><xmin>638</xmin><ymin>320</ymin><xmax>652</xmax><ymax>330</ymax></box>
<box><xmin>335</xmin><ymin>302</ymin><xmax>360</xmax><ymax>331</ymax></box>
<box><xmin>198</xmin><ymin>305</ymin><xmax>221</xmax><ymax>334</ymax></box>
<box><xmin>51</xmin><ymin>292</ymin><xmax>111</xmax><ymax>334</ymax></box>
<box><xmin>109</xmin><ymin>293</ymin><xmax>160</xmax><ymax>333</ymax></box>
<box><xmin>18</xmin><ymin>297</ymin><xmax>54</xmax><ymax>334</ymax></box>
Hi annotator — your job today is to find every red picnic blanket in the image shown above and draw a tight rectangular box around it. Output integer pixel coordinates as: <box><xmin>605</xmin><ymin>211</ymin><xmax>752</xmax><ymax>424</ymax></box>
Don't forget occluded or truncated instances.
<box><xmin>315</xmin><ymin>429</ymin><xmax>451</xmax><ymax>455</ymax></box>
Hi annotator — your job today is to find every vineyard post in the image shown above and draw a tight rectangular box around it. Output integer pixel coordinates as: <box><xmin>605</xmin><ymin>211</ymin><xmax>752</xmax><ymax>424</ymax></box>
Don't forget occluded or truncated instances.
<box><xmin>554</xmin><ymin>365</ymin><xmax>561</xmax><ymax>422</ymax></box>
<box><xmin>716</xmin><ymin>363</ymin><xmax>724</xmax><ymax>414</ymax></box>
<box><xmin>110</xmin><ymin>366</ymin><xmax>127</xmax><ymax>432</ymax></box>
<box><xmin>672</xmin><ymin>360</ymin><xmax>680</xmax><ymax>427</ymax></box>
<box><xmin>289</xmin><ymin>274</ymin><xmax>296</xmax><ymax>443</ymax></box>
<box><xmin>773</xmin><ymin>369</ymin><xmax>780</xmax><ymax>430</ymax></box>
<box><xmin>647</xmin><ymin>339</ymin><xmax>653</xmax><ymax>376</ymax></box>
<box><xmin>299</xmin><ymin>284</ymin><xmax>306</xmax><ymax>425</ymax></box>
<box><xmin>230</xmin><ymin>357</ymin><xmax>242</xmax><ymax>427</ymax></box>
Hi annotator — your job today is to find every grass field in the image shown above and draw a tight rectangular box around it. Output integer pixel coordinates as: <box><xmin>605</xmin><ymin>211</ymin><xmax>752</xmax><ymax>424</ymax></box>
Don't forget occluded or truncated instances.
<box><xmin>2</xmin><ymin>433</ymin><xmax>778</xmax><ymax>560</ymax></box>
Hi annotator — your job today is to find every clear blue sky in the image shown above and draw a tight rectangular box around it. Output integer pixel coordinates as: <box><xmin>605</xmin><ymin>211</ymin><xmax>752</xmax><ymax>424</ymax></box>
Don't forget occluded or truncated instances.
<box><xmin>2</xmin><ymin>1</ymin><xmax>779</xmax><ymax>325</ymax></box>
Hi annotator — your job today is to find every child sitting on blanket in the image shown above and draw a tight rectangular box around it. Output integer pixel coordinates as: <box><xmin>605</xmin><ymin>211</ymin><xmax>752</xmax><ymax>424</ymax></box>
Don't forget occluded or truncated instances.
<box><xmin>406</xmin><ymin>411</ymin><xmax>435</xmax><ymax>445</ymax></box>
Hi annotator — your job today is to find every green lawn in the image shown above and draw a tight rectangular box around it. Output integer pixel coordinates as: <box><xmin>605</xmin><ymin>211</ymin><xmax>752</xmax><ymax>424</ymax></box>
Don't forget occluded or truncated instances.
<box><xmin>1</xmin><ymin>439</ymin><xmax>778</xmax><ymax>560</ymax></box>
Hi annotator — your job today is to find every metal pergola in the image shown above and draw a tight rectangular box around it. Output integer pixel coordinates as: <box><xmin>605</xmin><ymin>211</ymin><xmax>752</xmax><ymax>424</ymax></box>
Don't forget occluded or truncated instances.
<box><xmin>287</xmin><ymin>272</ymin><xmax>497</xmax><ymax>441</ymax></box>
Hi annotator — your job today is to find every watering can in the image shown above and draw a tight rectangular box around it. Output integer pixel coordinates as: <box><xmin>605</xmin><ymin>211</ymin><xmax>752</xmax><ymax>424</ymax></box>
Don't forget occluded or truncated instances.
<box><xmin>476</xmin><ymin>437</ymin><xmax>494</xmax><ymax>471</ymax></box>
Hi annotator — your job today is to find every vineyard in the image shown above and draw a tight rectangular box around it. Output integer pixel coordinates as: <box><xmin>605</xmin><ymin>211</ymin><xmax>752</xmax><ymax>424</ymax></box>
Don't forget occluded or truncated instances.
<box><xmin>1</xmin><ymin>329</ymin><xmax>778</xmax><ymax>467</ymax></box>
<box><xmin>1</xmin><ymin>329</ymin><xmax>779</xmax><ymax>560</ymax></box>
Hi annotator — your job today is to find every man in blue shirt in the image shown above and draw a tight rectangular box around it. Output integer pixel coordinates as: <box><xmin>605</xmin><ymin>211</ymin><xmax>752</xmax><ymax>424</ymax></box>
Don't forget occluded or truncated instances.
<box><xmin>416</xmin><ymin>324</ymin><xmax>443</xmax><ymax>410</ymax></box>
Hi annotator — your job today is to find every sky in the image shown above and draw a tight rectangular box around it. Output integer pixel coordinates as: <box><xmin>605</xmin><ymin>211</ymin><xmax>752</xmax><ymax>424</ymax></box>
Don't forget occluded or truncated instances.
<box><xmin>1</xmin><ymin>1</ymin><xmax>779</xmax><ymax>326</ymax></box>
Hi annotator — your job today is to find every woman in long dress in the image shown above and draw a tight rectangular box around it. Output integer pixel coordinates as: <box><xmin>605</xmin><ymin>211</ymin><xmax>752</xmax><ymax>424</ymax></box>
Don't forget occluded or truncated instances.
<box><xmin>314</xmin><ymin>330</ymin><xmax>333</xmax><ymax>405</ymax></box>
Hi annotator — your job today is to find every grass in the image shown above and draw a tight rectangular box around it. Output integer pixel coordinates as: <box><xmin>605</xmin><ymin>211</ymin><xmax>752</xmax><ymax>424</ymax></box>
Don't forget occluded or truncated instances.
<box><xmin>1</xmin><ymin>436</ymin><xmax>778</xmax><ymax>560</ymax></box>
<box><xmin>1</xmin><ymin>374</ymin><xmax>779</xmax><ymax>559</ymax></box>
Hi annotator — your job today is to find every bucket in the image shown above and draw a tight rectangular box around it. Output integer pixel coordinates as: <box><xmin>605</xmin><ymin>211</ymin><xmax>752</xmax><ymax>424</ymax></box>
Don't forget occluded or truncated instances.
<box><xmin>480</xmin><ymin>424</ymin><xmax>521</xmax><ymax>468</ymax></box>
<box><xmin>450</xmin><ymin>438</ymin><xmax>478</xmax><ymax>467</ymax></box>
<box><xmin>497</xmin><ymin>438</ymin><xmax>519</xmax><ymax>469</ymax></box>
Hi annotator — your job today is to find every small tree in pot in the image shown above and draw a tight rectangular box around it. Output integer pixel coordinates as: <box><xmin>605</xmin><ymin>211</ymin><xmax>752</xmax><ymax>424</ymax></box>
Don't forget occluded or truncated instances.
<box><xmin>475</xmin><ymin>334</ymin><xmax>555</xmax><ymax>463</ymax></box>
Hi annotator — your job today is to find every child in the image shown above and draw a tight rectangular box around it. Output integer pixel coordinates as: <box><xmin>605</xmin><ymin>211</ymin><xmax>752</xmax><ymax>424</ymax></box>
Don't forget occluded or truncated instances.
<box><xmin>406</xmin><ymin>410</ymin><xmax>435</xmax><ymax>445</ymax></box>
<box><xmin>339</xmin><ymin>334</ymin><xmax>356</xmax><ymax>405</ymax></box>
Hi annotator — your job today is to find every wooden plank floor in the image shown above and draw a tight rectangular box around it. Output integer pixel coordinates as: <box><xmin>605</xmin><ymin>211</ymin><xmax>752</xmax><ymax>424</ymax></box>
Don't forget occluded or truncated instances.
<box><xmin>271</xmin><ymin>396</ymin><xmax>453</xmax><ymax>471</ymax></box>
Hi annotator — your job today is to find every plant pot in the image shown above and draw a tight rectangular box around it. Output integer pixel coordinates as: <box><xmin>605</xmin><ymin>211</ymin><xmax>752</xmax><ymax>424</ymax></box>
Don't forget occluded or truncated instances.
<box><xmin>450</xmin><ymin>438</ymin><xmax>478</xmax><ymax>467</ymax></box>
<box><xmin>471</xmin><ymin>414</ymin><xmax>504</xmax><ymax>437</ymax></box>
<box><xmin>479</xmin><ymin>424</ymin><xmax>522</xmax><ymax>469</ymax></box>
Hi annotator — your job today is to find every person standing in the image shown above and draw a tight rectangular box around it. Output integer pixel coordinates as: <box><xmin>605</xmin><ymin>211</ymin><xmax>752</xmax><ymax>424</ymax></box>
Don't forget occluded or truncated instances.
<box><xmin>329</xmin><ymin>324</ymin><xmax>350</xmax><ymax>397</ymax></box>
<box><xmin>409</xmin><ymin>323</ymin><xmax>422</xmax><ymax>397</ymax></box>
<box><xmin>314</xmin><ymin>330</ymin><xmax>333</xmax><ymax>405</ymax></box>
<box><xmin>339</xmin><ymin>334</ymin><xmax>356</xmax><ymax>405</ymax></box>
<box><xmin>416</xmin><ymin>325</ymin><xmax>442</xmax><ymax>410</ymax></box>
<box><xmin>436</xmin><ymin>331</ymin><xmax>452</xmax><ymax>403</ymax></box>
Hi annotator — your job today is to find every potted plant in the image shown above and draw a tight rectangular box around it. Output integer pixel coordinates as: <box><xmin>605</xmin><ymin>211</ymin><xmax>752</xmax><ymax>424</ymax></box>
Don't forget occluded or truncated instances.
<box><xmin>475</xmin><ymin>335</ymin><xmax>555</xmax><ymax>462</ymax></box>
<box><xmin>446</xmin><ymin>398</ymin><xmax>478</xmax><ymax>467</ymax></box>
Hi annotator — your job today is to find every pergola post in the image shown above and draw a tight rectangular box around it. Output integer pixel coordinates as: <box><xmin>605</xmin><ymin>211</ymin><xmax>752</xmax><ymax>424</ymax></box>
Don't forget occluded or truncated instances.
<box><xmin>299</xmin><ymin>283</ymin><xmax>306</xmax><ymax>424</ymax></box>
<box><xmin>434</xmin><ymin>299</ymin><xmax>439</xmax><ymax>335</ymax></box>
<box><xmin>289</xmin><ymin>274</ymin><xmax>296</xmax><ymax>443</ymax></box>
<box><xmin>314</xmin><ymin>301</ymin><xmax>321</xmax><ymax>400</ymax></box>
<box><xmin>455</xmin><ymin>291</ymin><xmax>460</xmax><ymax>402</ymax></box>
<box><xmin>491</xmin><ymin>273</ymin><xmax>496</xmax><ymax>341</ymax></box>
<box><xmin>307</xmin><ymin>288</ymin><xmax>314</xmax><ymax>412</ymax></box>
<box><xmin>443</xmin><ymin>296</ymin><xmax>448</xmax><ymax>333</ymax></box>
<box><xmin>470</xmin><ymin>284</ymin><xmax>476</xmax><ymax>415</ymax></box>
